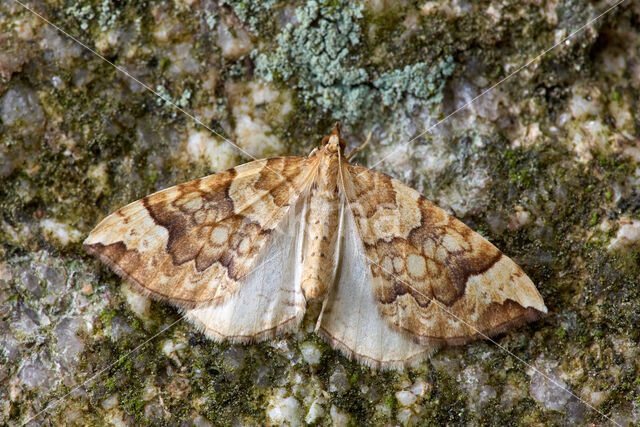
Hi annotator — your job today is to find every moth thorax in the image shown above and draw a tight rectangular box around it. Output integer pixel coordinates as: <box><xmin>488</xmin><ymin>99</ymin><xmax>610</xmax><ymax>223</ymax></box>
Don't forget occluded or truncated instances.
<box><xmin>326</xmin><ymin>135</ymin><xmax>341</xmax><ymax>153</ymax></box>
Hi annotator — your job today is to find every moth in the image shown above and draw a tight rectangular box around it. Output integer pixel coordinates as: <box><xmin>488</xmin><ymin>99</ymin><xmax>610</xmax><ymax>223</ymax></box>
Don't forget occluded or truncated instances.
<box><xmin>84</xmin><ymin>124</ymin><xmax>547</xmax><ymax>369</ymax></box>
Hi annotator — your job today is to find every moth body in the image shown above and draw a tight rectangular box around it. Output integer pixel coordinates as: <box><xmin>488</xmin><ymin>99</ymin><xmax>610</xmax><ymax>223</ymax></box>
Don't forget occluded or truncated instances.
<box><xmin>300</xmin><ymin>147</ymin><xmax>341</xmax><ymax>300</ymax></box>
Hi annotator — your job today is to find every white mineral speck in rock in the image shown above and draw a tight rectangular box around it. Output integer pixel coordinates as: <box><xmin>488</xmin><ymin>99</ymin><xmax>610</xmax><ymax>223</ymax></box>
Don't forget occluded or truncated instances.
<box><xmin>14</xmin><ymin>17</ymin><xmax>35</xmax><ymax>40</ymax></box>
<box><xmin>162</xmin><ymin>339</ymin><xmax>186</xmax><ymax>366</ymax></box>
<box><xmin>397</xmin><ymin>407</ymin><xmax>417</xmax><ymax>425</ymax></box>
<box><xmin>608</xmin><ymin>218</ymin><xmax>640</xmax><ymax>251</ymax></box>
<box><xmin>144</xmin><ymin>401</ymin><xmax>165</xmax><ymax>420</ymax></box>
<box><xmin>528</xmin><ymin>363</ymin><xmax>570</xmax><ymax>411</ymax></box>
<box><xmin>582</xmin><ymin>385</ymin><xmax>609</xmax><ymax>407</ymax></box>
<box><xmin>485</xmin><ymin>3</ymin><xmax>501</xmax><ymax>21</ymax></box>
<box><xmin>8</xmin><ymin>375</ymin><xmax>21</xmax><ymax>401</ymax></box>
<box><xmin>109</xmin><ymin>316</ymin><xmax>132</xmax><ymax>342</ymax></box>
<box><xmin>569</xmin><ymin>87</ymin><xmax>602</xmax><ymax>118</ymax></box>
<box><xmin>299</xmin><ymin>341</ymin><xmax>322</xmax><ymax>366</ymax></box>
<box><xmin>193</xmin><ymin>415</ymin><xmax>213</xmax><ymax>427</ymax></box>
<box><xmin>305</xmin><ymin>400</ymin><xmax>325</xmax><ymax>424</ymax></box>
<box><xmin>121</xmin><ymin>283</ymin><xmax>151</xmax><ymax>319</ymax></box>
<box><xmin>459</xmin><ymin>365</ymin><xmax>496</xmax><ymax>410</ymax></box>
<box><xmin>329</xmin><ymin>364</ymin><xmax>349</xmax><ymax>393</ymax></box>
<box><xmin>420</xmin><ymin>2</ymin><xmax>439</xmax><ymax>15</ymax></box>
<box><xmin>12</xmin><ymin>306</ymin><xmax>40</xmax><ymax>337</ymax></box>
<box><xmin>270</xmin><ymin>338</ymin><xmax>297</xmax><ymax>361</ymax></box>
<box><xmin>167</xmin><ymin>42</ymin><xmax>200</xmax><ymax>76</ymax></box>
<box><xmin>228</xmin><ymin>81</ymin><xmax>290</xmax><ymax>157</ymax></box>
<box><xmin>221</xmin><ymin>347</ymin><xmax>246</xmax><ymax>371</ymax></box>
<box><xmin>374</xmin><ymin>400</ymin><xmax>392</xmax><ymax>418</ymax></box>
<box><xmin>40</xmin><ymin>219</ymin><xmax>83</xmax><ymax>246</ymax></box>
<box><xmin>0</xmin><ymin>85</ymin><xmax>45</xmax><ymax>135</ymax></box>
<box><xmin>233</xmin><ymin>114</ymin><xmax>282</xmax><ymax>157</ymax></box>
<box><xmin>0</xmin><ymin>262</ymin><xmax>12</xmax><ymax>282</ymax></box>
<box><xmin>395</xmin><ymin>390</ymin><xmax>417</xmax><ymax>407</ymax></box>
<box><xmin>185</xmin><ymin>128</ymin><xmax>238</xmax><ymax>171</ymax></box>
<box><xmin>609</xmin><ymin>94</ymin><xmax>634</xmax><ymax>132</ymax></box>
<box><xmin>508</xmin><ymin>205</ymin><xmax>532</xmax><ymax>231</ymax></box>
<box><xmin>0</xmin><ymin>321</ymin><xmax>20</xmax><ymax>363</ymax></box>
<box><xmin>17</xmin><ymin>356</ymin><xmax>54</xmax><ymax>393</ymax></box>
<box><xmin>512</xmin><ymin>122</ymin><xmax>542</xmax><ymax>148</ymax></box>
<box><xmin>105</xmin><ymin>409</ymin><xmax>127</xmax><ymax>427</ymax></box>
<box><xmin>142</xmin><ymin>381</ymin><xmax>158</xmax><ymax>401</ymax></box>
<box><xmin>39</xmin><ymin>27</ymin><xmax>83</xmax><ymax>65</ymax></box>
<box><xmin>266</xmin><ymin>389</ymin><xmax>302</xmax><ymax>426</ymax></box>
<box><xmin>95</xmin><ymin>29</ymin><xmax>124</xmax><ymax>53</ymax></box>
<box><xmin>101</xmin><ymin>394</ymin><xmax>119</xmax><ymax>410</ymax></box>
<box><xmin>216</xmin><ymin>19</ymin><xmax>252</xmax><ymax>58</ymax></box>
<box><xmin>54</xmin><ymin>317</ymin><xmax>84</xmax><ymax>368</ymax></box>
<box><xmin>330</xmin><ymin>405</ymin><xmax>350</xmax><ymax>426</ymax></box>
<box><xmin>500</xmin><ymin>383</ymin><xmax>525</xmax><ymax>409</ymax></box>
<box><xmin>87</xmin><ymin>162</ymin><xmax>109</xmax><ymax>196</ymax></box>
<box><xmin>409</xmin><ymin>377</ymin><xmax>431</xmax><ymax>397</ymax></box>
<box><xmin>567</xmin><ymin>118</ymin><xmax>608</xmax><ymax>162</ymax></box>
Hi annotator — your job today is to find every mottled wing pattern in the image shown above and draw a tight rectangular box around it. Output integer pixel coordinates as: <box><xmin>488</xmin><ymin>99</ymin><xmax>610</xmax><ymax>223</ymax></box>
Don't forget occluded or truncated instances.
<box><xmin>342</xmin><ymin>164</ymin><xmax>548</xmax><ymax>346</ymax></box>
<box><xmin>317</xmin><ymin>200</ymin><xmax>434</xmax><ymax>369</ymax></box>
<box><xmin>84</xmin><ymin>157</ymin><xmax>315</xmax><ymax>308</ymax></box>
<box><xmin>185</xmin><ymin>195</ymin><xmax>307</xmax><ymax>343</ymax></box>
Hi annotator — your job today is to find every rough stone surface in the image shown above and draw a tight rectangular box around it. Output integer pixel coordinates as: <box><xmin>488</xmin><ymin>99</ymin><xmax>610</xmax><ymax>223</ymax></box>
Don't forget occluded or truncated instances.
<box><xmin>1</xmin><ymin>0</ymin><xmax>639</xmax><ymax>425</ymax></box>
<box><xmin>0</xmin><ymin>85</ymin><xmax>45</xmax><ymax>135</ymax></box>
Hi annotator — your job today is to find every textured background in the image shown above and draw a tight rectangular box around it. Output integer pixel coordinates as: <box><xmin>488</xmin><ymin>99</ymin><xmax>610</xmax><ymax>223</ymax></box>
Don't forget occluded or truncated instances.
<box><xmin>1</xmin><ymin>0</ymin><xmax>639</xmax><ymax>424</ymax></box>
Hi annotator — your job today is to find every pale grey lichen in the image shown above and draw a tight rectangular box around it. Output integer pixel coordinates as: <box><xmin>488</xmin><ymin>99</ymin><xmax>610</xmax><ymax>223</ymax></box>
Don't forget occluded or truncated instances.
<box><xmin>65</xmin><ymin>0</ymin><xmax>121</xmax><ymax>32</ymax></box>
<box><xmin>223</xmin><ymin>0</ymin><xmax>276</xmax><ymax>33</ymax></box>
<box><xmin>374</xmin><ymin>58</ymin><xmax>454</xmax><ymax>106</ymax></box>
<box><xmin>254</xmin><ymin>0</ymin><xmax>454</xmax><ymax>121</ymax></box>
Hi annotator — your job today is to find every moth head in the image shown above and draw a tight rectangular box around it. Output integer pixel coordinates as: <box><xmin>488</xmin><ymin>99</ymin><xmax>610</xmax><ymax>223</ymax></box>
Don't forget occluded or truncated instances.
<box><xmin>321</xmin><ymin>123</ymin><xmax>346</xmax><ymax>154</ymax></box>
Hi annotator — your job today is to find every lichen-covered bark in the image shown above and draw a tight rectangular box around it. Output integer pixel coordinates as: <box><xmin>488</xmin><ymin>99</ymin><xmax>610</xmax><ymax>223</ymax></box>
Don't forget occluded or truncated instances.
<box><xmin>0</xmin><ymin>0</ymin><xmax>639</xmax><ymax>425</ymax></box>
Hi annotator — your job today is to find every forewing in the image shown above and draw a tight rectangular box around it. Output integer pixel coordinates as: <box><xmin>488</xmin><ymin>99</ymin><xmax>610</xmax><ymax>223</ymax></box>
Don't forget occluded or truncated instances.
<box><xmin>84</xmin><ymin>157</ymin><xmax>314</xmax><ymax>308</ymax></box>
<box><xmin>342</xmin><ymin>164</ymin><xmax>547</xmax><ymax>346</ymax></box>
<box><xmin>318</xmin><ymin>200</ymin><xmax>434</xmax><ymax>370</ymax></box>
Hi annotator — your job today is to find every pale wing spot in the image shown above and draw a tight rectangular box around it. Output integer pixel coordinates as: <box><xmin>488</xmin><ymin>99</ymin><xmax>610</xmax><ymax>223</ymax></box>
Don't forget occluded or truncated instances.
<box><xmin>194</xmin><ymin>210</ymin><xmax>207</xmax><ymax>224</ymax></box>
<box><xmin>227</xmin><ymin>165</ymin><xmax>261</xmax><ymax>201</ymax></box>
<box><xmin>406</xmin><ymin>254</ymin><xmax>426</xmax><ymax>279</ymax></box>
<box><xmin>371</xmin><ymin>213</ymin><xmax>396</xmax><ymax>241</ymax></box>
<box><xmin>423</xmin><ymin>239</ymin><xmax>436</xmax><ymax>258</ymax></box>
<box><xmin>382</xmin><ymin>256</ymin><xmax>393</xmax><ymax>272</ymax></box>
<box><xmin>244</xmin><ymin>197</ymin><xmax>279</xmax><ymax>223</ymax></box>
<box><xmin>205</xmin><ymin>209</ymin><xmax>224</xmax><ymax>224</ymax></box>
<box><xmin>210</xmin><ymin>226</ymin><xmax>229</xmax><ymax>245</ymax></box>
<box><xmin>451</xmin><ymin>231</ymin><xmax>471</xmax><ymax>250</ymax></box>
<box><xmin>442</xmin><ymin>234</ymin><xmax>462</xmax><ymax>252</ymax></box>
<box><xmin>392</xmin><ymin>256</ymin><xmax>404</xmax><ymax>273</ymax></box>
<box><xmin>238</xmin><ymin>238</ymin><xmax>251</xmax><ymax>254</ymax></box>
<box><xmin>435</xmin><ymin>246</ymin><xmax>448</xmax><ymax>263</ymax></box>
<box><xmin>182</xmin><ymin>196</ymin><xmax>203</xmax><ymax>213</ymax></box>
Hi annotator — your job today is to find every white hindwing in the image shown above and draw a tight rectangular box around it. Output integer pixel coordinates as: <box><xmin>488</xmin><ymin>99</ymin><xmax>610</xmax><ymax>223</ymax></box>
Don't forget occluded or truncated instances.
<box><xmin>317</xmin><ymin>201</ymin><xmax>434</xmax><ymax>370</ymax></box>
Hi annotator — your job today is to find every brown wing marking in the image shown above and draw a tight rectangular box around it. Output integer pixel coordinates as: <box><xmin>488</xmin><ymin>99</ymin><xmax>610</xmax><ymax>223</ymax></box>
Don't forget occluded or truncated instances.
<box><xmin>342</xmin><ymin>163</ymin><xmax>547</xmax><ymax>346</ymax></box>
<box><xmin>84</xmin><ymin>156</ymin><xmax>315</xmax><ymax>308</ymax></box>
